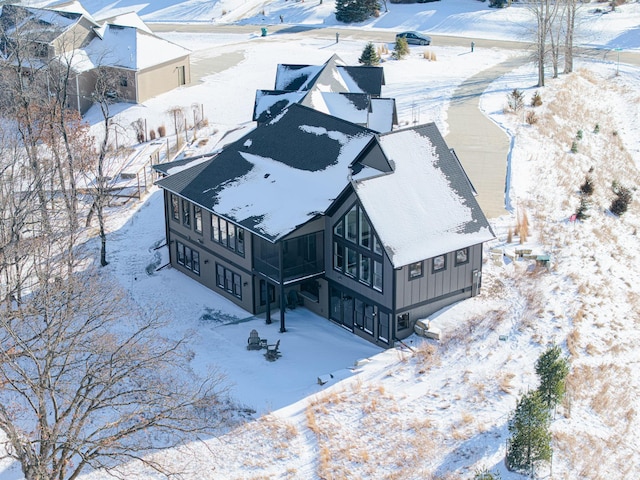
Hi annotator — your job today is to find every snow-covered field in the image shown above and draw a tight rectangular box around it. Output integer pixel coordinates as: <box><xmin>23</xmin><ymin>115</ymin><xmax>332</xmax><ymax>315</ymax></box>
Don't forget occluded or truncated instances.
<box><xmin>3</xmin><ymin>0</ymin><xmax>640</xmax><ymax>478</ymax></box>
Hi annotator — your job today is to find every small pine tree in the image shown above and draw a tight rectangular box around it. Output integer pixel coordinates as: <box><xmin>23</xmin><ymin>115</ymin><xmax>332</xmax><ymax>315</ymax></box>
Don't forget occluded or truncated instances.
<box><xmin>507</xmin><ymin>89</ymin><xmax>524</xmax><ymax>112</ymax></box>
<box><xmin>580</xmin><ymin>175</ymin><xmax>594</xmax><ymax>196</ymax></box>
<box><xmin>392</xmin><ymin>37</ymin><xmax>409</xmax><ymax>59</ymax></box>
<box><xmin>609</xmin><ymin>184</ymin><xmax>632</xmax><ymax>216</ymax></box>
<box><xmin>575</xmin><ymin>196</ymin><xmax>590</xmax><ymax>220</ymax></box>
<box><xmin>535</xmin><ymin>345</ymin><xmax>569</xmax><ymax>410</ymax></box>
<box><xmin>576</xmin><ymin>129</ymin><xmax>583</xmax><ymax>140</ymax></box>
<box><xmin>570</xmin><ymin>141</ymin><xmax>578</xmax><ymax>153</ymax></box>
<box><xmin>506</xmin><ymin>390</ymin><xmax>552</xmax><ymax>475</ymax></box>
<box><xmin>359</xmin><ymin>42</ymin><xmax>380</xmax><ymax>66</ymax></box>
<box><xmin>593</xmin><ymin>123</ymin><xmax>600</xmax><ymax>133</ymax></box>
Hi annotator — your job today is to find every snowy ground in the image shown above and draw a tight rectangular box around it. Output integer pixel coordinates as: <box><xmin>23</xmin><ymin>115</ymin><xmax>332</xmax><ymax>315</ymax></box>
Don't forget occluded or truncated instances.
<box><xmin>3</xmin><ymin>0</ymin><xmax>640</xmax><ymax>479</ymax></box>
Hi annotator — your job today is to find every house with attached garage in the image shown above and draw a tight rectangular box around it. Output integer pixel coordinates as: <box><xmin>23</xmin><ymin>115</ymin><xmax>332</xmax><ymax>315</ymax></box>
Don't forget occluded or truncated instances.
<box><xmin>155</xmin><ymin>91</ymin><xmax>494</xmax><ymax>347</ymax></box>
<box><xmin>0</xmin><ymin>1</ymin><xmax>190</xmax><ymax>113</ymax></box>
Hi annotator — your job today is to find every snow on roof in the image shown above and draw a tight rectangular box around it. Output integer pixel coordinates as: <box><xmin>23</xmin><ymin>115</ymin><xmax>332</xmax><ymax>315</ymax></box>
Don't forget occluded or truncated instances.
<box><xmin>253</xmin><ymin>90</ymin><xmax>306</xmax><ymax>122</ymax></box>
<box><xmin>210</xmin><ymin>127</ymin><xmax>374</xmax><ymax>240</ymax></box>
<box><xmin>83</xmin><ymin>24</ymin><xmax>189</xmax><ymax>70</ymax></box>
<box><xmin>100</xmin><ymin>11</ymin><xmax>152</xmax><ymax>34</ymax></box>
<box><xmin>46</xmin><ymin>0</ymin><xmax>97</xmax><ymax>24</ymax></box>
<box><xmin>274</xmin><ymin>64</ymin><xmax>322</xmax><ymax>91</ymax></box>
<box><xmin>355</xmin><ymin>127</ymin><xmax>494</xmax><ymax>267</ymax></box>
<box><xmin>368</xmin><ymin>98</ymin><xmax>395</xmax><ymax>133</ymax></box>
<box><xmin>320</xmin><ymin>93</ymin><xmax>369</xmax><ymax>125</ymax></box>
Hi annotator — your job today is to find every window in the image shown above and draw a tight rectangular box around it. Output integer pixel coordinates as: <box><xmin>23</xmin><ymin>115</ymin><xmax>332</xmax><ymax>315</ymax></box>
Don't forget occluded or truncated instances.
<box><xmin>181</xmin><ymin>199</ymin><xmax>190</xmax><ymax>227</ymax></box>
<box><xmin>455</xmin><ymin>248</ymin><xmax>469</xmax><ymax>265</ymax></box>
<box><xmin>211</xmin><ymin>214</ymin><xmax>220</xmax><ymax>242</ymax></box>
<box><xmin>194</xmin><ymin>206</ymin><xmax>202</xmax><ymax>233</ymax></box>
<box><xmin>359</xmin><ymin>254</ymin><xmax>371</xmax><ymax>285</ymax></box>
<box><xmin>219</xmin><ymin>219</ymin><xmax>227</xmax><ymax>247</ymax></box>
<box><xmin>237</xmin><ymin>229</ymin><xmax>245</xmax><ymax>255</ymax></box>
<box><xmin>192</xmin><ymin>251</ymin><xmax>200</xmax><ymax>274</ymax></box>
<box><xmin>216</xmin><ymin>264</ymin><xmax>242</xmax><ymax>299</ymax></box>
<box><xmin>409</xmin><ymin>261</ymin><xmax>423</xmax><ymax>279</ymax></box>
<box><xmin>211</xmin><ymin>213</ymin><xmax>245</xmax><ymax>256</ymax></box>
<box><xmin>119</xmin><ymin>76</ymin><xmax>128</xmax><ymax>87</ymax></box>
<box><xmin>333</xmin><ymin>242</ymin><xmax>344</xmax><ymax>271</ymax></box>
<box><xmin>332</xmin><ymin>203</ymin><xmax>384</xmax><ymax>293</ymax></box>
<box><xmin>177</xmin><ymin>242</ymin><xmax>185</xmax><ymax>265</ymax></box>
<box><xmin>359</xmin><ymin>214</ymin><xmax>371</xmax><ymax>249</ymax></box>
<box><xmin>378</xmin><ymin>312</ymin><xmax>390</xmax><ymax>343</ymax></box>
<box><xmin>170</xmin><ymin>194</ymin><xmax>179</xmax><ymax>221</ymax></box>
<box><xmin>345</xmin><ymin>206</ymin><xmax>357</xmax><ymax>242</ymax></box>
<box><xmin>228</xmin><ymin>223</ymin><xmax>236</xmax><ymax>251</ymax></box>
<box><xmin>346</xmin><ymin>247</ymin><xmax>357</xmax><ymax>277</ymax></box>
<box><xmin>373</xmin><ymin>261</ymin><xmax>383</xmax><ymax>291</ymax></box>
<box><xmin>176</xmin><ymin>242</ymin><xmax>199</xmax><ymax>275</ymax></box>
<box><xmin>433</xmin><ymin>254</ymin><xmax>446</xmax><ymax>272</ymax></box>
<box><xmin>397</xmin><ymin>313</ymin><xmax>410</xmax><ymax>330</ymax></box>
<box><xmin>178</xmin><ymin>66</ymin><xmax>186</xmax><ymax>86</ymax></box>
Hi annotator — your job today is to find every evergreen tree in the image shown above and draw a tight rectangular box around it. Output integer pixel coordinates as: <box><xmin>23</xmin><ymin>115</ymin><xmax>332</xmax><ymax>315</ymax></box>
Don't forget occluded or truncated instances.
<box><xmin>392</xmin><ymin>37</ymin><xmax>409</xmax><ymax>59</ymax></box>
<box><xmin>359</xmin><ymin>42</ymin><xmax>380</xmax><ymax>66</ymax></box>
<box><xmin>335</xmin><ymin>0</ymin><xmax>379</xmax><ymax>23</ymax></box>
<box><xmin>535</xmin><ymin>345</ymin><xmax>570</xmax><ymax>409</ymax></box>
<box><xmin>506</xmin><ymin>390</ymin><xmax>552</xmax><ymax>475</ymax></box>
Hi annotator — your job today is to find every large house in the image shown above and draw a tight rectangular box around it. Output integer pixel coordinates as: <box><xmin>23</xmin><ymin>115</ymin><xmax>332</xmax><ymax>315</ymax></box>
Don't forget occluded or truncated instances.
<box><xmin>0</xmin><ymin>1</ymin><xmax>190</xmax><ymax>113</ymax></box>
<box><xmin>155</xmin><ymin>56</ymin><xmax>494</xmax><ymax>347</ymax></box>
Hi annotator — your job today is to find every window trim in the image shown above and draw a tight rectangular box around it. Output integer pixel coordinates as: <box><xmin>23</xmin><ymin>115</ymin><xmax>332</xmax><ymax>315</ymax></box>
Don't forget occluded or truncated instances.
<box><xmin>170</xmin><ymin>194</ymin><xmax>180</xmax><ymax>222</ymax></box>
<box><xmin>432</xmin><ymin>254</ymin><xmax>446</xmax><ymax>273</ymax></box>
<box><xmin>408</xmin><ymin>261</ymin><xmax>423</xmax><ymax>280</ymax></box>
<box><xmin>175</xmin><ymin>241</ymin><xmax>199</xmax><ymax>276</ymax></box>
<box><xmin>181</xmin><ymin>199</ymin><xmax>191</xmax><ymax>228</ymax></box>
<box><xmin>194</xmin><ymin>205</ymin><xmax>202</xmax><ymax>234</ymax></box>
<box><xmin>215</xmin><ymin>263</ymin><xmax>242</xmax><ymax>299</ymax></box>
<box><xmin>455</xmin><ymin>247</ymin><xmax>469</xmax><ymax>266</ymax></box>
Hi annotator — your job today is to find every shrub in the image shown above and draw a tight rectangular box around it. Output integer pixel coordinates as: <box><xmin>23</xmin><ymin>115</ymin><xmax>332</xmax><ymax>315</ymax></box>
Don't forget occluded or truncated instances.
<box><xmin>149</xmin><ymin>129</ymin><xmax>156</xmax><ymax>140</ymax></box>
<box><xmin>570</xmin><ymin>141</ymin><xmax>578</xmax><ymax>153</ymax></box>
<box><xmin>593</xmin><ymin>123</ymin><xmax>600</xmax><ymax>133</ymax></box>
<box><xmin>609</xmin><ymin>183</ymin><xmax>632</xmax><ymax>216</ymax></box>
<box><xmin>158</xmin><ymin>125</ymin><xmax>166</xmax><ymax>137</ymax></box>
<box><xmin>473</xmin><ymin>467</ymin><xmax>502</xmax><ymax>480</ymax></box>
<box><xmin>580</xmin><ymin>175</ymin><xmax>594</xmax><ymax>195</ymax></box>
<box><xmin>530</xmin><ymin>91</ymin><xmax>542</xmax><ymax>107</ymax></box>
<box><xmin>576</xmin><ymin>129</ymin><xmax>583</xmax><ymax>140</ymax></box>
<box><xmin>423</xmin><ymin>50</ymin><xmax>436</xmax><ymax>61</ymax></box>
<box><xmin>392</xmin><ymin>37</ymin><xmax>409</xmax><ymax>59</ymax></box>
<box><xmin>507</xmin><ymin>89</ymin><xmax>524</xmax><ymax>112</ymax></box>
<box><xmin>525</xmin><ymin>111</ymin><xmax>537</xmax><ymax>125</ymax></box>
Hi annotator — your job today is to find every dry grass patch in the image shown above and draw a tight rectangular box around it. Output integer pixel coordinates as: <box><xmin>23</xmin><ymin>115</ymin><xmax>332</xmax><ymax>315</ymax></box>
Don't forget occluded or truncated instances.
<box><xmin>498</xmin><ymin>371</ymin><xmax>516</xmax><ymax>394</ymax></box>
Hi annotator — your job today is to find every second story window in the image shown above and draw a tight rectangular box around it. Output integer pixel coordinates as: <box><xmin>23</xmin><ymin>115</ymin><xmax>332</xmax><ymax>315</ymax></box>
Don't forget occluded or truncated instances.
<box><xmin>194</xmin><ymin>206</ymin><xmax>202</xmax><ymax>233</ymax></box>
<box><xmin>181</xmin><ymin>199</ymin><xmax>190</xmax><ymax>227</ymax></box>
<box><xmin>211</xmin><ymin>213</ymin><xmax>245</xmax><ymax>256</ymax></box>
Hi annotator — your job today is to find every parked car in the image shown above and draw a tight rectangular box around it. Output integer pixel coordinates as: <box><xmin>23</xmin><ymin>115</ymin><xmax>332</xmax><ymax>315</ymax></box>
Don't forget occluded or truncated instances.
<box><xmin>395</xmin><ymin>31</ymin><xmax>431</xmax><ymax>46</ymax></box>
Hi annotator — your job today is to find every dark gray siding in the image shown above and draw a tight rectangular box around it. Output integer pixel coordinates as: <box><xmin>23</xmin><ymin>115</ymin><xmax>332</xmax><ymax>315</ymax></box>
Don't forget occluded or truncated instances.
<box><xmin>164</xmin><ymin>191</ymin><xmax>255</xmax><ymax>312</ymax></box>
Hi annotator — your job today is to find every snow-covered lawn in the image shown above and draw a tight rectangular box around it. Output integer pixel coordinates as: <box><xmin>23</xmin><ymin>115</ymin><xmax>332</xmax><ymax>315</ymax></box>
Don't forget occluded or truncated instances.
<box><xmin>2</xmin><ymin>0</ymin><xmax>640</xmax><ymax>478</ymax></box>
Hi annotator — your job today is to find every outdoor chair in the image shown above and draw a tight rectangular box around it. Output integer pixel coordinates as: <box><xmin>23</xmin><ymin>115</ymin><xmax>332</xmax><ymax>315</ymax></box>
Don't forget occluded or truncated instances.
<box><xmin>247</xmin><ymin>329</ymin><xmax>263</xmax><ymax>350</ymax></box>
<box><xmin>265</xmin><ymin>339</ymin><xmax>281</xmax><ymax>361</ymax></box>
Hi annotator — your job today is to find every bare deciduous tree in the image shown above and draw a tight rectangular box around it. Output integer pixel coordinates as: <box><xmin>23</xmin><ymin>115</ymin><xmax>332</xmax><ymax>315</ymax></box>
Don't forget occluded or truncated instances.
<box><xmin>0</xmin><ymin>272</ymin><xmax>233</xmax><ymax>480</ymax></box>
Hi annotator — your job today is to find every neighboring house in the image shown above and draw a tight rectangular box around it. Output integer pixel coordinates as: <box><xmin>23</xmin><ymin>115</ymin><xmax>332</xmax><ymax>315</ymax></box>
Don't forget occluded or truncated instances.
<box><xmin>253</xmin><ymin>54</ymin><xmax>397</xmax><ymax>133</ymax></box>
<box><xmin>0</xmin><ymin>1</ymin><xmax>190</xmax><ymax>114</ymax></box>
<box><xmin>155</xmin><ymin>99</ymin><xmax>494</xmax><ymax>348</ymax></box>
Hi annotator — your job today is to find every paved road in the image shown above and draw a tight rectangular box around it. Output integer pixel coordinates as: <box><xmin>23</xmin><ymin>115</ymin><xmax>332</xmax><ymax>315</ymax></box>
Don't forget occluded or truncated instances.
<box><xmin>152</xmin><ymin>23</ymin><xmax>639</xmax><ymax>218</ymax></box>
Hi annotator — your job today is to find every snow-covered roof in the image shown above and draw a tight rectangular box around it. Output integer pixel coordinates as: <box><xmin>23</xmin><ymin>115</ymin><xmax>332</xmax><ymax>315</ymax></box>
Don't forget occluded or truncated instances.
<box><xmin>355</xmin><ymin>126</ymin><xmax>495</xmax><ymax>267</ymax></box>
<box><xmin>46</xmin><ymin>0</ymin><xmax>98</xmax><ymax>25</ymax></box>
<box><xmin>99</xmin><ymin>11</ymin><xmax>153</xmax><ymax>34</ymax></box>
<box><xmin>82</xmin><ymin>24</ymin><xmax>189</xmax><ymax>71</ymax></box>
<box><xmin>257</xmin><ymin>55</ymin><xmax>395</xmax><ymax>132</ymax></box>
<box><xmin>157</xmin><ymin>104</ymin><xmax>378</xmax><ymax>242</ymax></box>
